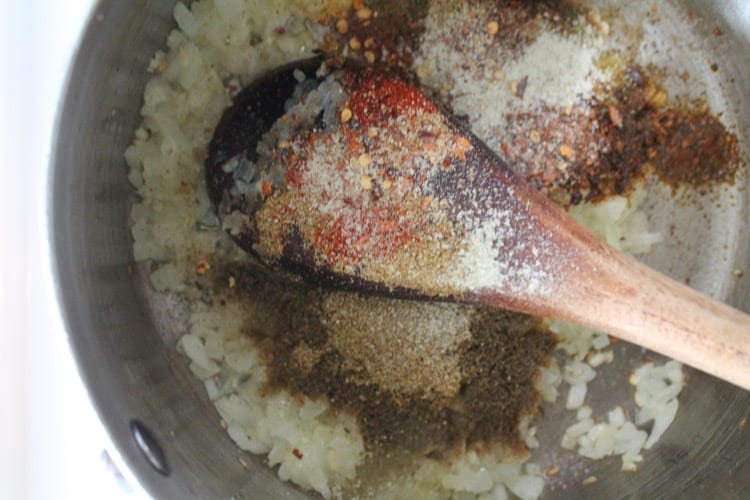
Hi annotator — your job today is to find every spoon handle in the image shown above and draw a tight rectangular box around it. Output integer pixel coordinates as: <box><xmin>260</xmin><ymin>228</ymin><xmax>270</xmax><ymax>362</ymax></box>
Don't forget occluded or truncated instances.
<box><xmin>583</xmin><ymin>248</ymin><xmax>750</xmax><ymax>390</ymax></box>
<box><xmin>483</xmin><ymin>236</ymin><xmax>750</xmax><ymax>391</ymax></box>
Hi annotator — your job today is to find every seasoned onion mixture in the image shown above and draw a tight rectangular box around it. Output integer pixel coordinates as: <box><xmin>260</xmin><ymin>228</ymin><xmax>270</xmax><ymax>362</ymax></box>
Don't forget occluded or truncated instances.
<box><xmin>126</xmin><ymin>1</ymin><xmax>739</xmax><ymax>498</ymax></box>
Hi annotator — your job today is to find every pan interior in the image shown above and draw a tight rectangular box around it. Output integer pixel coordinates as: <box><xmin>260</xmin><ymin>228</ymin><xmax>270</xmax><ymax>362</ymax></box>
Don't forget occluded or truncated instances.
<box><xmin>50</xmin><ymin>0</ymin><xmax>750</xmax><ymax>498</ymax></box>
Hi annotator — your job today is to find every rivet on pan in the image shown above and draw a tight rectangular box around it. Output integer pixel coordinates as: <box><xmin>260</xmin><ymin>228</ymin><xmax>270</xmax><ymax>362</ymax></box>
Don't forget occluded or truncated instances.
<box><xmin>130</xmin><ymin>419</ymin><xmax>170</xmax><ymax>476</ymax></box>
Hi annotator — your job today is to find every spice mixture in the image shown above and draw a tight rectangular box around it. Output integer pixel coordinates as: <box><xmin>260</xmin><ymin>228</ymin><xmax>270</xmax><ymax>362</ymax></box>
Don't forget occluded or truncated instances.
<box><xmin>213</xmin><ymin>260</ymin><xmax>555</xmax><ymax>460</ymax></box>
<box><xmin>500</xmin><ymin>66</ymin><xmax>742</xmax><ymax>203</ymax></box>
<box><xmin>213</xmin><ymin>67</ymin><xmax>570</xmax><ymax>304</ymax></box>
<box><xmin>206</xmin><ymin>0</ymin><xmax>743</xmax><ymax>486</ymax></box>
<box><xmin>404</xmin><ymin>1</ymin><xmax>742</xmax><ymax>205</ymax></box>
<box><xmin>127</xmin><ymin>0</ymin><xmax>747</xmax><ymax>498</ymax></box>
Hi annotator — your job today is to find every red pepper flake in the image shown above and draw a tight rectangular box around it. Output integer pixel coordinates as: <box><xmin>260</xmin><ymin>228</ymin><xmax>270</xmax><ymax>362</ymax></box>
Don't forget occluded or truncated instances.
<box><xmin>195</xmin><ymin>260</ymin><xmax>210</xmax><ymax>275</ymax></box>
<box><xmin>608</xmin><ymin>105</ymin><xmax>623</xmax><ymax>128</ymax></box>
<box><xmin>583</xmin><ymin>475</ymin><xmax>598</xmax><ymax>486</ymax></box>
<box><xmin>345</xmin><ymin>140</ymin><xmax>360</xmax><ymax>153</ymax></box>
<box><xmin>261</xmin><ymin>181</ymin><xmax>273</xmax><ymax>197</ymax></box>
<box><xmin>292</xmin><ymin>448</ymin><xmax>304</xmax><ymax>460</ymax></box>
<box><xmin>451</xmin><ymin>136</ymin><xmax>471</xmax><ymax>161</ymax></box>
<box><xmin>357</xmin><ymin>152</ymin><xmax>372</xmax><ymax>168</ymax></box>
<box><xmin>335</xmin><ymin>18</ymin><xmax>348</xmax><ymax>34</ymax></box>
<box><xmin>360</xmin><ymin>173</ymin><xmax>373</xmax><ymax>190</ymax></box>
<box><xmin>356</xmin><ymin>7</ymin><xmax>372</xmax><ymax>20</ymax></box>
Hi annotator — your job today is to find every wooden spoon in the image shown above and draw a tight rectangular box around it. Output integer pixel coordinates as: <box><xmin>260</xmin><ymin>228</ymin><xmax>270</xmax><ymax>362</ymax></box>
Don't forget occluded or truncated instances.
<box><xmin>206</xmin><ymin>58</ymin><xmax>750</xmax><ymax>391</ymax></box>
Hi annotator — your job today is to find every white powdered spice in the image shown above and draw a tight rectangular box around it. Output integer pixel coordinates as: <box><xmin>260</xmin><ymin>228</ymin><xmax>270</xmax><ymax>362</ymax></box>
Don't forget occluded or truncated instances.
<box><xmin>414</xmin><ymin>2</ymin><xmax>608</xmax><ymax>142</ymax></box>
<box><xmin>447</xmin><ymin>215</ymin><xmax>552</xmax><ymax>299</ymax></box>
<box><xmin>501</xmin><ymin>32</ymin><xmax>605</xmax><ymax>110</ymax></box>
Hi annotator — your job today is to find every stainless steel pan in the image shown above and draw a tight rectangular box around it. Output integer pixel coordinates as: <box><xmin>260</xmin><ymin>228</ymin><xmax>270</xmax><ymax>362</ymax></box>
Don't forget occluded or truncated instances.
<box><xmin>50</xmin><ymin>0</ymin><xmax>750</xmax><ymax>498</ymax></box>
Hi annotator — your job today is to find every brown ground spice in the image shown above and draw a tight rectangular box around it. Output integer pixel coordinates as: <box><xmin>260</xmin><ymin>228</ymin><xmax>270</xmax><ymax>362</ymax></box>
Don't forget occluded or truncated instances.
<box><xmin>213</xmin><ymin>260</ymin><xmax>555</xmax><ymax>458</ymax></box>
<box><xmin>502</xmin><ymin>66</ymin><xmax>742</xmax><ymax>204</ymax></box>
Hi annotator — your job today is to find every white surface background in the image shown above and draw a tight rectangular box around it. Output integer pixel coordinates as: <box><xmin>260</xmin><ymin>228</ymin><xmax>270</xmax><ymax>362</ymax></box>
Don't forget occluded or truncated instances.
<box><xmin>1</xmin><ymin>2</ymin><xmax>149</xmax><ymax>499</ymax></box>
